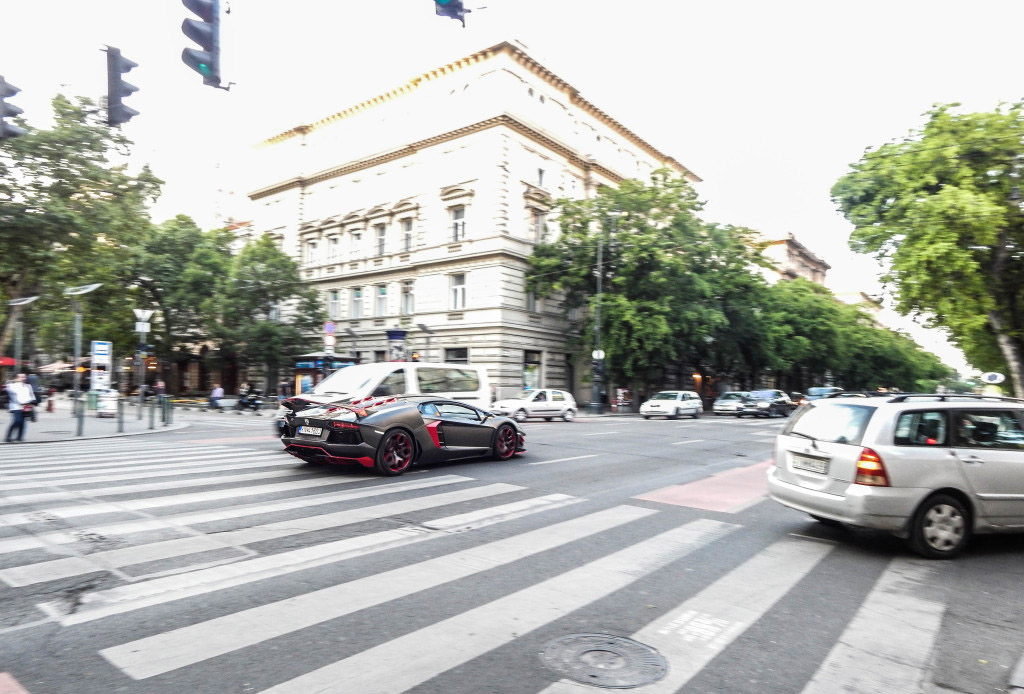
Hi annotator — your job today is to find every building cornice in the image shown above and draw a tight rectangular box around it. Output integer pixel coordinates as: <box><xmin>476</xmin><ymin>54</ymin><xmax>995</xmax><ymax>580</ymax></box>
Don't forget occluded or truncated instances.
<box><xmin>257</xmin><ymin>40</ymin><xmax>695</xmax><ymax>180</ymax></box>
<box><xmin>249</xmin><ymin>114</ymin><xmax>655</xmax><ymax>201</ymax></box>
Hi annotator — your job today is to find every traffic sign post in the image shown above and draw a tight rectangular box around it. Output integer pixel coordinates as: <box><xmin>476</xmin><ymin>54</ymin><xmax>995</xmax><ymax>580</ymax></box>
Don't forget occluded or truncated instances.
<box><xmin>133</xmin><ymin>309</ymin><xmax>153</xmax><ymax>419</ymax></box>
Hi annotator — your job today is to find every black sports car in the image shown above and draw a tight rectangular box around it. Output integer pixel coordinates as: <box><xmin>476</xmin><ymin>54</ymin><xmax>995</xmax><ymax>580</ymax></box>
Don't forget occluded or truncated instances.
<box><xmin>279</xmin><ymin>394</ymin><xmax>526</xmax><ymax>476</ymax></box>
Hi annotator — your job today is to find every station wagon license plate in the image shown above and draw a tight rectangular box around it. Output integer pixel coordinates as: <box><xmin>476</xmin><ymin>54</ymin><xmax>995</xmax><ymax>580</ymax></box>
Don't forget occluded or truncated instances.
<box><xmin>298</xmin><ymin>426</ymin><xmax>323</xmax><ymax>436</ymax></box>
<box><xmin>791</xmin><ymin>453</ymin><xmax>829</xmax><ymax>474</ymax></box>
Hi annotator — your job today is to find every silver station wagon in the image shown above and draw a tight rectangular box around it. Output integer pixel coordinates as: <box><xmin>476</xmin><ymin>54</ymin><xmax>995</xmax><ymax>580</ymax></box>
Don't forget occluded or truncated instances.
<box><xmin>767</xmin><ymin>394</ymin><xmax>1024</xmax><ymax>558</ymax></box>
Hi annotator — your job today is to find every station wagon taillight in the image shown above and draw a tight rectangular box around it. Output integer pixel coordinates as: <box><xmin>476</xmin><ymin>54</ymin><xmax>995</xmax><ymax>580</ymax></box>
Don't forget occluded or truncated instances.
<box><xmin>854</xmin><ymin>447</ymin><xmax>890</xmax><ymax>486</ymax></box>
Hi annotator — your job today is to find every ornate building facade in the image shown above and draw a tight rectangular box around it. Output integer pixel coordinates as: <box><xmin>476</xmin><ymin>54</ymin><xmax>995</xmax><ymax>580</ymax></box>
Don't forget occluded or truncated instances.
<box><xmin>246</xmin><ymin>41</ymin><xmax>696</xmax><ymax>399</ymax></box>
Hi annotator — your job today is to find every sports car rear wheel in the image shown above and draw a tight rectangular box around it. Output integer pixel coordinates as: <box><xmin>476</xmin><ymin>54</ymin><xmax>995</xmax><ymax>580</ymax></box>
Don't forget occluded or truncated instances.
<box><xmin>375</xmin><ymin>429</ymin><xmax>415</xmax><ymax>476</ymax></box>
<box><xmin>492</xmin><ymin>424</ymin><xmax>517</xmax><ymax>460</ymax></box>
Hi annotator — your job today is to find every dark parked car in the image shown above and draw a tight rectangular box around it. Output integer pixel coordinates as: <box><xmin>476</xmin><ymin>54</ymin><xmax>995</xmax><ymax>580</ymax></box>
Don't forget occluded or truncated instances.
<box><xmin>279</xmin><ymin>394</ymin><xmax>526</xmax><ymax>476</ymax></box>
<box><xmin>737</xmin><ymin>389</ymin><xmax>796</xmax><ymax>417</ymax></box>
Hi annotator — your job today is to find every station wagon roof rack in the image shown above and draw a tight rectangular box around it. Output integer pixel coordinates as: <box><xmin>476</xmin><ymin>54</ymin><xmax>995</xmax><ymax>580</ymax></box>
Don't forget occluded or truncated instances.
<box><xmin>885</xmin><ymin>393</ymin><xmax>1024</xmax><ymax>403</ymax></box>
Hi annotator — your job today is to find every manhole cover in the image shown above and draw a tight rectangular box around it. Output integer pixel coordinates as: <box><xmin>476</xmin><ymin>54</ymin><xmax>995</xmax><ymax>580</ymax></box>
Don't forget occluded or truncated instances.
<box><xmin>539</xmin><ymin>633</ymin><xmax>668</xmax><ymax>689</ymax></box>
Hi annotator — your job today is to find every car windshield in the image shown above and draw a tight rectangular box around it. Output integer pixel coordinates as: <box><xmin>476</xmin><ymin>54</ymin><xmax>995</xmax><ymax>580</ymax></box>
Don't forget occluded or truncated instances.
<box><xmin>808</xmin><ymin>387</ymin><xmax>841</xmax><ymax>396</ymax></box>
<box><xmin>719</xmin><ymin>392</ymin><xmax>745</xmax><ymax>401</ymax></box>
<box><xmin>748</xmin><ymin>390</ymin><xmax>776</xmax><ymax>399</ymax></box>
<box><xmin>312</xmin><ymin>366</ymin><xmax>392</xmax><ymax>395</ymax></box>
<box><xmin>651</xmin><ymin>392</ymin><xmax>681</xmax><ymax>400</ymax></box>
<box><xmin>512</xmin><ymin>390</ymin><xmax>536</xmax><ymax>400</ymax></box>
<box><xmin>783</xmin><ymin>403</ymin><xmax>876</xmax><ymax>445</ymax></box>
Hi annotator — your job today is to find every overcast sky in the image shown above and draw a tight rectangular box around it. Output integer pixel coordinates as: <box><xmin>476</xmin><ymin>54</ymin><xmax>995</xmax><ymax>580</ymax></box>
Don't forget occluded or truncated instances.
<box><xmin>7</xmin><ymin>0</ymin><xmax>1023</xmax><ymax>373</ymax></box>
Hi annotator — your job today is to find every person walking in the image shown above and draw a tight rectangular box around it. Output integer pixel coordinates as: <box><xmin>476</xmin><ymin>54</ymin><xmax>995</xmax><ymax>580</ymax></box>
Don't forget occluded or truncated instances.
<box><xmin>5</xmin><ymin>373</ymin><xmax>36</xmax><ymax>443</ymax></box>
<box><xmin>208</xmin><ymin>383</ymin><xmax>224</xmax><ymax>410</ymax></box>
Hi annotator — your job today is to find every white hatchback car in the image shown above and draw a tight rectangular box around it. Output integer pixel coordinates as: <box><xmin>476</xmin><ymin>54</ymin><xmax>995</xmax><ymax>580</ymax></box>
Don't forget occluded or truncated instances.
<box><xmin>767</xmin><ymin>393</ymin><xmax>1024</xmax><ymax>558</ymax></box>
<box><xmin>490</xmin><ymin>389</ymin><xmax>577</xmax><ymax>422</ymax></box>
<box><xmin>639</xmin><ymin>390</ymin><xmax>703</xmax><ymax>419</ymax></box>
<box><xmin>712</xmin><ymin>391</ymin><xmax>749</xmax><ymax>416</ymax></box>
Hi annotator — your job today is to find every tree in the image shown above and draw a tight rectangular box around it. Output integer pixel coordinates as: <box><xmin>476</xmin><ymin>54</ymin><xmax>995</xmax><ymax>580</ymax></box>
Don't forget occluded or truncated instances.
<box><xmin>0</xmin><ymin>94</ymin><xmax>161</xmax><ymax>368</ymax></box>
<box><xmin>831</xmin><ymin>102</ymin><xmax>1024</xmax><ymax>395</ymax></box>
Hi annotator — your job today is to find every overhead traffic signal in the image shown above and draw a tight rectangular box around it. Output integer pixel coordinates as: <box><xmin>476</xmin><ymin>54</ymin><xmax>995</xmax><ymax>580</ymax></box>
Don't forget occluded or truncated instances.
<box><xmin>182</xmin><ymin>0</ymin><xmax>221</xmax><ymax>87</ymax></box>
<box><xmin>434</xmin><ymin>0</ymin><xmax>469</xmax><ymax>26</ymax></box>
<box><xmin>105</xmin><ymin>47</ymin><xmax>139</xmax><ymax>126</ymax></box>
<box><xmin>0</xmin><ymin>76</ymin><xmax>26</xmax><ymax>140</ymax></box>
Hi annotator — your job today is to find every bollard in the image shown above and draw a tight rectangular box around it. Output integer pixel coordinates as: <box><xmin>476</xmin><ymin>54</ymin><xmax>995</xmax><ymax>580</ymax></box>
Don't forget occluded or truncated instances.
<box><xmin>75</xmin><ymin>395</ymin><xmax>84</xmax><ymax>437</ymax></box>
<box><xmin>117</xmin><ymin>396</ymin><xmax>124</xmax><ymax>433</ymax></box>
<box><xmin>162</xmin><ymin>399</ymin><xmax>170</xmax><ymax>427</ymax></box>
<box><xmin>148</xmin><ymin>397</ymin><xmax>155</xmax><ymax>430</ymax></box>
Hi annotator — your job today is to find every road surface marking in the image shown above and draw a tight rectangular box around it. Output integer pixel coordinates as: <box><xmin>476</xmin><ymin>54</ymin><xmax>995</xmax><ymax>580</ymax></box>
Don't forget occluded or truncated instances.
<box><xmin>635</xmin><ymin>461</ymin><xmax>771</xmax><ymax>512</ymax></box>
<box><xmin>528</xmin><ymin>454</ymin><xmax>598</xmax><ymax>465</ymax></box>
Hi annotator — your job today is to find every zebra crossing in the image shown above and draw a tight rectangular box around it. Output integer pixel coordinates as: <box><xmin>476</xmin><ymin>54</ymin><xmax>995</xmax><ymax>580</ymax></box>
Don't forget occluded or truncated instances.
<box><xmin>0</xmin><ymin>438</ymin><xmax>973</xmax><ymax>693</ymax></box>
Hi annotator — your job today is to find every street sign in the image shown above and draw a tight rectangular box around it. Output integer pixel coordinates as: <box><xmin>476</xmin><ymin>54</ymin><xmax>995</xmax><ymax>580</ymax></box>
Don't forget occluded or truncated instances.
<box><xmin>91</xmin><ymin>340</ymin><xmax>113</xmax><ymax>390</ymax></box>
<box><xmin>135</xmin><ymin>322</ymin><xmax>151</xmax><ymax>333</ymax></box>
<box><xmin>592</xmin><ymin>349</ymin><xmax>605</xmax><ymax>360</ymax></box>
<box><xmin>981</xmin><ymin>372</ymin><xmax>1006</xmax><ymax>384</ymax></box>
<box><xmin>325</xmin><ymin>344</ymin><xmax>335</xmax><ymax>356</ymax></box>
<box><xmin>133</xmin><ymin>308</ymin><xmax>154</xmax><ymax>321</ymax></box>
<box><xmin>324</xmin><ymin>321</ymin><xmax>336</xmax><ymax>335</ymax></box>
<box><xmin>324</xmin><ymin>335</ymin><xmax>336</xmax><ymax>347</ymax></box>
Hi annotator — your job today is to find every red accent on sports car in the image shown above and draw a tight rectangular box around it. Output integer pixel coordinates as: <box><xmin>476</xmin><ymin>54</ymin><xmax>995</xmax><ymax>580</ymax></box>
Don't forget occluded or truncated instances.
<box><xmin>285</xmin><ymin>444</ymin><xmax>375</xmax><ymax>468</ymax></box>
<box><xmin>425</xmin><ymin>420</ymin><xmax>442</xmax><ymax>448</ymax></box>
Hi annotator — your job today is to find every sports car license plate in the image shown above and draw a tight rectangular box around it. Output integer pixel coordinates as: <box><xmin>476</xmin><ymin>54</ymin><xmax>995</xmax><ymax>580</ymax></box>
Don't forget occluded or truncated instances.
<box><xmin>792</xmin><ymin>454</ymin><xmax>829</xmax><ymax>474</ymax></box>
<box><xmin>298</xmin><ymin>426</ymin><xmax>323</xmax><ymax>436</ymax></box>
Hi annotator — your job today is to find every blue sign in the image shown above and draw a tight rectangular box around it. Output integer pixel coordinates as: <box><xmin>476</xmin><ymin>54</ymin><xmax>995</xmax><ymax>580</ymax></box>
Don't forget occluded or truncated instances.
<box><xmin>92</xmin><ymin>341</ymin><xmax>112</xmax><ymax>357</ymax></box>
<box><xmin>324</xmin><ymin>321</ymin><xmax>336</xmax><ymax>335</ymax></box>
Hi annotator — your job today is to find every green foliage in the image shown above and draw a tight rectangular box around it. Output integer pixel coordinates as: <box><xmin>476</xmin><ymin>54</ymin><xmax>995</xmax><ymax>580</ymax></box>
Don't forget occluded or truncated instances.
<box><xmin>832</xmin><ymin>102</ymin><xmax>1024</xmax><ymax>394</ymax></box>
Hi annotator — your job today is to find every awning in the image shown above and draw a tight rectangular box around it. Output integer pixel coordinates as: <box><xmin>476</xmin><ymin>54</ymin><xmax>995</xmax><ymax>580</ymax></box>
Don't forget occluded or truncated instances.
<box><xmin>37</xmin><ymin>361</ymin><xmax>72</xmax><ymax>373</ymax></box>
<box><xmin>0</xmin><ymin>356</ymin><xmax>15</xmax><ymax>367</ymax></box>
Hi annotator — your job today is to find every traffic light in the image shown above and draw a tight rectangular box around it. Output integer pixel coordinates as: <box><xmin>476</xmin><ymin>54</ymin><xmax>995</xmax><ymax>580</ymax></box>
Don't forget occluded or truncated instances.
<box><xmin>105</xmin><ymin>47</ymin><xmax>139</xmax><ymax>126</ymax></box>
<box><xmin>434</xmin><ymin>0</ymin><xmax>469</xmax><ymax>26</ymax></box>
<box><xmin>182</xmin><ymin>0</ymin><xmax>221</xmax><ymax>87</ymax></box>
<box><xmin>0</xmin><ymin>76</ymin><xmax>26</xmax><ymax>140</ymax></box>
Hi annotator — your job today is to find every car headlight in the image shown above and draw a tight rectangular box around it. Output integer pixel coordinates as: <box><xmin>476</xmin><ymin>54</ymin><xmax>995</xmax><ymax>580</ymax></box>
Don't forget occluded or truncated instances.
<box><xmin>757</xmin><ymin>402</ymin><xmax>769</xmax><ymax>408</ymax></box>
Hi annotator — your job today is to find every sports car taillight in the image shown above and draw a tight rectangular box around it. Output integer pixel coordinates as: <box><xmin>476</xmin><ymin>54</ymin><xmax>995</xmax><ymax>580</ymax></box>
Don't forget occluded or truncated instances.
<box><xmin>854</xmin><ymin>447</ymin><xmax>890</xmax><ymax>486</ymax></box>
<box><xmin>331</xmin><ymin>421</ymin><xmax>359</xmax><ymax>430</ymax></box>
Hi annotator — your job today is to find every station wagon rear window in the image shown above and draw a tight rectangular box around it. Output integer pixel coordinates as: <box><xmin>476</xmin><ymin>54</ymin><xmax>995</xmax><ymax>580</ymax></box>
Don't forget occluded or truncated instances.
<box><xmin>782</xmin><ymin>403</ymin><xmax>876</xmax><ymax>446</ymax></box>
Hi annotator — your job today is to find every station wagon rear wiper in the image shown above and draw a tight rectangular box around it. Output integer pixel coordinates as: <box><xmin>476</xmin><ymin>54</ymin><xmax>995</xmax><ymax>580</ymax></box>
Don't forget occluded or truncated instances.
<box><xmin>790</xmin><ymin>431</ymin><xmax>819</xmax><ymax>449</ymax></box>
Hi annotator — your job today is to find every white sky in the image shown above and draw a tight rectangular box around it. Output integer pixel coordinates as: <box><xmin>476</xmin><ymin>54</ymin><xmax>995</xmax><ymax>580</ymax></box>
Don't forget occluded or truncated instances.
<box><xmin>7</xmin><ymin>0</ymin><xmax>1022</xmax><ymax>374</ymax></box>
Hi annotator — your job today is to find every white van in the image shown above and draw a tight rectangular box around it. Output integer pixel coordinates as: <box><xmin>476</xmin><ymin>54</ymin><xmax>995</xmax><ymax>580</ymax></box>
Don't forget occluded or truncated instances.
<box><xmin>273</xmin><ymin>362</ymin><xmax>491</xmax><ymax>433</ymax></box>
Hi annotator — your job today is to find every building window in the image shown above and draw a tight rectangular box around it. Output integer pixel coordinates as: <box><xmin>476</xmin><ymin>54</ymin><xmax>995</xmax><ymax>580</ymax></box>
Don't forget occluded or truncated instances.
<box><xmin>526</xmin><ymin>291</ymin><xmax>537</xmax><ymax>313</ymax></box>
<box><xmin>327</xmin><ymin>236</ymin><xmax>339</xmax><ymax>262</ymax></box>
<box><xmin>531</xmin><ymin>211</ymin><xmax>546</xmax><ymax>243</ymax></box>
<box><xmin>328</xmin><ymin>289</ymin><xmax>340</xmax><ymax>319</ymax></box>
<box><xmin>524</xmin><ymin>350</ymin><xmax>542</xmax><ymax>390</ymax></box>
<box><xmin>374</xmin><ymin>284</ymin><xmax>387</xmax><ymax>317</ymax></box>
<box><xmin>350</xmin><ymin>229</ymin><xmax>362</xmax><ymax>258</ymax></box>
<box><xmin>401</xmin><ymin>218</ymin><xmax>413</xmax><ymax>252</ymax></box>
<box><xmin>451</xmin><ymin>206</ymin><xmax>466</xmax><ymax>242</ymax></box>
<box><xmin>445</xmin><ymin>348</ymin><xmax>469</xmax><ymax>364</ymax></box>
<box><xmin>375</xmin><ymin>223</ymin><xmax>386</xmax><ymax>256</ymax></box>
<box><xmin>450</xmin><ymin>273</ymin><xmax>466</xmax><ymax>310</ymax></box>
<box><xmin>350</xmin><ymin>287</ymin><xmax>363</xmax><ymax>318</ymax></box>
<box><xmin>537</xmin><ymin>168</ymin><xmax>544</xmax><ymax>187</ymax></box>
<box><xmin>304</xmin><ymin>240</ymin><xmax>318</xmax><ymax>265</ymax></box>
<box><xmin>401</xmin><ymin>280</ymin><xmax>415</xmax><ymax>315</ymax></box>
<box><xmin>374</xmin><ymin>350</ymin><xmax>387</xmax><ymax>363</ymax></box>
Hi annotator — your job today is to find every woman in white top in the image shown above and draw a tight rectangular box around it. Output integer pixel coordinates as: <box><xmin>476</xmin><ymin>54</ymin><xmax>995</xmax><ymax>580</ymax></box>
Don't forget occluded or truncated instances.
<box><xmin>5</xmin><ymin>373</ymin><xmax>36</xmax><ymax>443</ymax></box>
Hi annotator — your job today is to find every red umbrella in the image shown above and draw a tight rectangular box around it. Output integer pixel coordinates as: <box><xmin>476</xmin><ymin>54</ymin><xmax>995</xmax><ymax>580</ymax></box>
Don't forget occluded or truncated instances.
<box><xmin>0</xmin><ymin>356</ymin><xmax>15</xmax><ymax>366</ymax></box>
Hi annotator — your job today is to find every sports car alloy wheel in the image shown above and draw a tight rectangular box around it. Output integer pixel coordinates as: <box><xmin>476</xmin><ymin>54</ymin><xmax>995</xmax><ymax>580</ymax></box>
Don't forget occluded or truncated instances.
<box><xmin>375</xmin><ymin>429</ymin><xmax>415</xmax><ymax>476</ymax></box>
<box><xmin>493</xmin><ymin>424</ymin><xmax>517</xmax><ymax>460</ymax></box>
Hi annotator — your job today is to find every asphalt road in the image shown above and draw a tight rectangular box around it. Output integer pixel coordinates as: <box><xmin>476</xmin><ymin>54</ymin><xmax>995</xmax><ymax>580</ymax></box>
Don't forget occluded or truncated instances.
<box><xmin>0</xmin><ymin>412</ymin><xmax>1021</xmax><ymax>694</ymax></box>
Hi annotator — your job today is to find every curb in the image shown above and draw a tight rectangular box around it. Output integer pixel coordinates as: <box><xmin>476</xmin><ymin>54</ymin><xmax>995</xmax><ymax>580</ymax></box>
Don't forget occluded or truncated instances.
<box><xmin>3</xmin><ymin>422</ymin><xmax>191</xmax><ymax>445</ymax></box>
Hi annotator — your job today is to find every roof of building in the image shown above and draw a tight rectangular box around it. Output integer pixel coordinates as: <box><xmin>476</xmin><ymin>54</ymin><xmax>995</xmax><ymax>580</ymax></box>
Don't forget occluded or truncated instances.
<box><xmin>259</xmin><ymin>40</ymin><xmax>694</xmax><ymax>180</ymax></box>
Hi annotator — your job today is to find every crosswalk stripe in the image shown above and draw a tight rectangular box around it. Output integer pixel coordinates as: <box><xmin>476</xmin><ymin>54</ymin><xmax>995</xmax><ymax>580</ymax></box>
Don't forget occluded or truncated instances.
<box><xmin>800</xmin><ymin>559</ymin><xmax>945</xmax><ymax>693</ymax></box>
<box><xmin>256</xmin><ymin>518</ymin><xmax>738</xmax><ymax>694</ymax></box>
<box><xmin>0</xmin><ymin>472</ymin><xmax>370</xmax><ymax>525</ymax></box>
<box><xmin>0</xmin><ymin>446</ymin><xmax>235</xmax><ymax>470</ymax></box>
<box><xmin>671</xmin><ymin>439</ymin><xmax>705</xmax><ymax>445</ymax></box>
<box><xmin>99</xmin><ymin>505</ymin><xmax>668</xmax><ymax>679</ymax></box>
<box><xmin>0</xmin><ymin>463</ymin><xmax>320</xmax><ymax>506</ymax></box>
<box><xmin>61</xmin><ymin>488</ymin><xmax>582</xmax><ymax>629</ymax></box>
<box><xmin>0</xmin><ymin>475</ymin><xmax>472</xmax><ymax>557</ymax></box>
<box><xmin>540</xmin><ymin>535</ymin><xmax>834</xmax><ymax>693</ymax></box>
<box><xmin>0</xmin><ymin>452</ymin><xmax>289</xmax><ymax>489</ymax></box>
<box><xmin>4</xmin><ymin>482</ymin><xmax>529</xmax><ymax>587</ymax></box>
<box><xmin>528</xmin><ymin>455</ymin><xmax>598</xmax><ymax>466</ymax></box>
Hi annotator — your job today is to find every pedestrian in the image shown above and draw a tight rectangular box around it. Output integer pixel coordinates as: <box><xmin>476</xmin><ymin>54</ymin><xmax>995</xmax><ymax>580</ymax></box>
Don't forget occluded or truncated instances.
<box><xmin>154</xmin><ymin>379</ymin><xmax>167</xmax><ymax>402</ymax></box>
<box><xmin>209</xmin><ymin>383</ymin><xmax>224</xmax><ymax>410</ymax></box>
<box><xmin>278</xmin><ymin>378</ymin><xmax>291</xmax><ymax>402</ymax></box>
<box><xmin>5</xmin><ymin>373</ymin><xmax>36</xmax><ymax>443</ymax></box>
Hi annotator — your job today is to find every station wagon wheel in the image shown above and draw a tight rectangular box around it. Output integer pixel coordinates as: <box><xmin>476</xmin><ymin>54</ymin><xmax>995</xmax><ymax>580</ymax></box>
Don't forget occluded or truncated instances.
<box><xmin>375</xmin><ymin>429</ymin><xmax>415</xmax><ymax>476</ymax></box>
<box><xmin>909</xmin><ymin>494</ymin><xmax>970</xmax><ymax>559</ymax></box>
<box><xmin>562</xmin><ymin>408</ymin><xmax>575</xmax><ymax>422</ymax></box>
<box><xmin>514</xmin><ymin>409</ymin><xmax>528</xmax><ymax>423</ymax></box>
<box><xmin>492</xmin><ymin>424</ymin><xmax>517</xmax><ymax>460</ymax></box>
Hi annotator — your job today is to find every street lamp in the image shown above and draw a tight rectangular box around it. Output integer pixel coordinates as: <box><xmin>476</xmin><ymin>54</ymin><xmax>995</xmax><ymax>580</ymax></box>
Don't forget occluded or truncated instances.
<box><xmin>6</xmin><ymin>295</ymin><xmax>39</xmax><ymax>373</ymax></box>
<box><xmin>417</xmin><ymin>323</ymin><xmax>435</xmax><ymax>363</ymax></box>
<box><xmin>589</xmin><ymin>209</ymin><xmax>621</xmax><ymax>414</ymax></box>
<box><xmin>63</xmin><ymin>283</ymin><xmax>102</xmax><ymax>430</ymax></box>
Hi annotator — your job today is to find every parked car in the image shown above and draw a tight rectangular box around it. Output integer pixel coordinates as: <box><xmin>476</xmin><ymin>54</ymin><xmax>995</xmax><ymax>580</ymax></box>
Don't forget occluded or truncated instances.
<box><xmin>767</xmin><ymin>393</ymin><xmax>1024</xmax><ymax>558</ymax></box>
<box><xmin>273</xmin><ymin>361</ymin><xmax>490</xmax><ymax>435</ymax></box>
<box><xmin>799</xmin><ymin>386</ymin><xmax>843</xmax><ymax>405</ymax></box>
<box><xmin>737</xmin><ymin>389</ymin><xmax>796</xmax><ymax>417</ymax></box>
<box><xmin>280</xmin><ymin>394</ymin><xmax>525</xmax><ymax>476</ymax></box>
<box><xmin>713</xmin><ymin>391</ymin><xmax>749</xmax><ymax>416</ymax></box>
<box><xmin>490</xmin><ymin>388</ymin><xmax>577</xmax><ymax>422</ymax></box>
<box><xmin>639</xmin><ymin>390</ymin><xmax>703</xmax><ymax>419</ymax></box>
